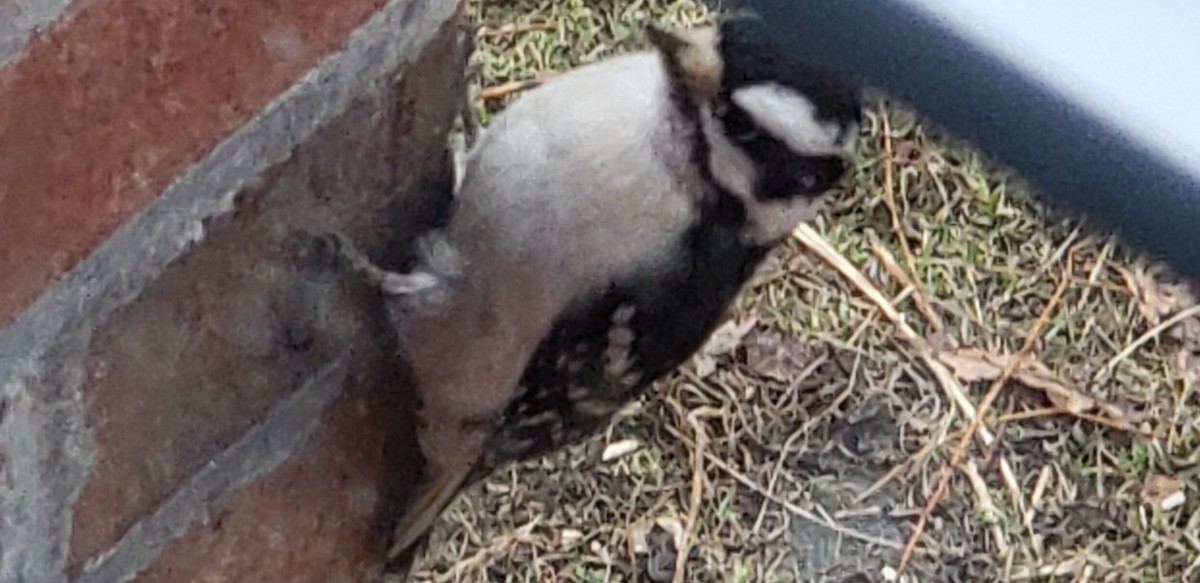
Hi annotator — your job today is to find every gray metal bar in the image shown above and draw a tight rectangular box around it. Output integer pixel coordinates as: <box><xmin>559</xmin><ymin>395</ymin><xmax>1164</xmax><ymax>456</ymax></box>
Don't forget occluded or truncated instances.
<box><xmin>739</xmin><ymin>0</ymin><xmax>1200</xmax><ymax>281</ymax></box>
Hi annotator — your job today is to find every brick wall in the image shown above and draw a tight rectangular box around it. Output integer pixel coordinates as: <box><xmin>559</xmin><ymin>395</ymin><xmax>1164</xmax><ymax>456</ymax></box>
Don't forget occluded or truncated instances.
<box><xmin>0</xmin><ymin>0</ymin><xmax>468</xmax><ymax>580</ymax></box>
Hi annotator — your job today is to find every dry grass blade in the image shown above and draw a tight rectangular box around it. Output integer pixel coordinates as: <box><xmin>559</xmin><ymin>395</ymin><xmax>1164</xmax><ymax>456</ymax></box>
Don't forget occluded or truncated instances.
<box><xmin>1093</xmin><ymin>304</ymin><xmax>1200</xmax><ymax>382</ymax></box>
<box><xmin>939</xmin><ymin>347</ymin><xmax>1147</xmax><ymax>434</ymax></box>
<box><xmin>794</xmin><ymin>222</ymin><xmax>1030</xmax><ymax>555</ymax></box>
<box><xmin>960</xmin><ymin>459</ymin><xmax>1007</xmax><ymax>555</ymax></box>
<box><xmin>793</xmin><ymin>223</ymin><xmax>992</xmax><ymax>443</ymax></box>
<box><xmin>895</xmin><ymin>254</ymin><xmax>1073</xmax><ymax>574</ymax></box>
<box><xmin>664</xmin><ymin>424</ymin><xmax>905</xmax><ymax>551</ymax></box>
<box><xmin>854</xmin><ymin>430</ymin><xmax>945</xmax><ymax>504</ymax></box>
<box><xmin>476</xmin><ymin>75</ymin><xmax>555</xmax><ymax>101</ymax></box>
<box><xmin>1023</xmin><ymin>464</ymin><xmax>1053</xmax><ymax>558</ymax></box>
<box><xmin>480</xmin><ymin>21</ymin><xmax>556</xmax><ymax>37</ymax></box>
<box><xmin>1007</xmin><ymin>554</ymin><xmax>1096</xmax><ymax>581</ymax></box>
<box><xmin>673</xmin><ymin>407</ymin><xmax>718</xmax><ymax>583</ymax></box>
<box><xmin>879</xmin><ymin>113</ymin><xmax>944</xmax><ymax>332</ymax></box>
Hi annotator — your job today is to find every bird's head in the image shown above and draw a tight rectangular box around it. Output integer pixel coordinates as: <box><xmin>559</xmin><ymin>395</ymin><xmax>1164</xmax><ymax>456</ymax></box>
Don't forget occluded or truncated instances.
<box><xmin>647</xmin><ymin>16</ymin><xmax>863</xmax><ymax>244</ymax></box>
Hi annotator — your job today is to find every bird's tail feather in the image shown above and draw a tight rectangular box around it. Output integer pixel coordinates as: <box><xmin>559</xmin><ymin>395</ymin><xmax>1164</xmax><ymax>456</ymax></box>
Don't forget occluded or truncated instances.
<box><xmin>386</xmin><ymin>466</ymin><xmax>473</xmax><ymax>564</ymax></box>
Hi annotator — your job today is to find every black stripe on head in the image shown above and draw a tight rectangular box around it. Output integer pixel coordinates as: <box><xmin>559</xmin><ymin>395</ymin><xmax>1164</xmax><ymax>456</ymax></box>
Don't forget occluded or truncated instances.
<box><xmin>714</xmin><ymin>17</ymin><xmax>861</xmax><ymax>201</ymax></box>
<box><xmin>717</xmin><ymin>16</ymin><xmax>862</xmax><ymax>130</ymax></box>
<box><xmin>721</xmin><ymin>103</ymin><xmax>849</xmax><ymax>200</ymax></box>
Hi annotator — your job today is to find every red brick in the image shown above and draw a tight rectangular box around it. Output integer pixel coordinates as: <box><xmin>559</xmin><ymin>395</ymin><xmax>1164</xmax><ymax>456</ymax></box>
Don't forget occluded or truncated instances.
<box><xmin>68</xmin><ymin>239</ymin><xmax>331</xmax><ymax>571</ymax></box>
<box><xmin>131</xmin><ymin>363</ymin><xmax>420</xmax><ymax>583</ymax></box>
<box><xmin>64</xmin><ymin>9</ymin><xmax>467</xmax><ymax>573</ymax></box>
<box><xmin>0</xmin><ymin>0</ymin><xmax>386</xmax><ymax>326</ymax></box>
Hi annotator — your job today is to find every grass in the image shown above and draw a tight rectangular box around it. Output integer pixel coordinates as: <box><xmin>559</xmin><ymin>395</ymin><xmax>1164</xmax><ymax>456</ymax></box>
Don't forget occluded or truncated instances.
<box><xmin>405</xmin><ymin>1</ymin><xmax>1200</xmax><ymax>581</ymax></box>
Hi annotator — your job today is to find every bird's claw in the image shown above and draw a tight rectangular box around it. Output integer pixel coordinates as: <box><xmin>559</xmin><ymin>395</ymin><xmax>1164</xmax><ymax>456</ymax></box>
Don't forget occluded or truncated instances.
<box><xmin>315</xmin><ymin>231</ymin><xmax>436</xmax><ymax>296</ymax></box>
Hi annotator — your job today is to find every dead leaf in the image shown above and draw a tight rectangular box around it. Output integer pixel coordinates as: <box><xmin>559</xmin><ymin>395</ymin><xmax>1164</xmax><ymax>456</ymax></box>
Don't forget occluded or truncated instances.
<box><xmin>927</xmin><ymin>327</ymin><xmax>959</xmax><ymax>353</ymax></box>
<box><xmin>881</xmin><ymin>566</ymin><xmax>900</xmax><ymax>582</ymax></box>
<box><xmin>1168</xmin><ymin>316</ymin><xmax>1200</xmax><ymax>346</ymax></box>
<box><xmin>785</xmin><ymin>252</ymin><xmax>818</xmax><ymax>275</ymax></box>
<box><xmin>558</xmin><ymin>527</ymin><xmax>584</xmax><ymax>548</ymax></box>
<box><xmin>1177</xmin><ymin>349</ymin><xmax>1200</xmax><ymax>387</ymax></box>
<box><xmin>1043</xmin><ymin>386</ymin><xmax>1093</xmax><ymax>416</ymax></box>
<box><xmin>1016</xmin><ymin>362</ymin><xmax>1096</xmax><ymax>415</ymax></box>
<box><xmin>938</xmin><ymin>348</ymin><xmax>1005</xmax><ymax>383</ymax></box>
<box><xmin>890</xmin><ymin>138</ymin><xmax>923</xmax><ymax>162</ymax></box>
<box><xmin>704</xmin><ymin>317</ymin><xmax>756</xmax><ymax>356</ymax></box>
<box><xmin>938</xmin><ymin>347</ymin><xmax>1139</xmax><ymax>430</ymax></box>
<box><xmin>654</xmin><ymin>516</ymin><xmax>685</xmax><ymax>550</ymax></box>
<box><xmin>1117</xmin><ymin>264</ymin><xmax>1197</xmax><ymax>327</ymax></box>
<box><xmin>602</xmin><ymin>438</ymin><xmax>641</xmax><ymax>461</ymax></box>
<box><xmin>1117</xmin><ymin>266</ymin><xmax>1168</xmax><ymax>324</ymax></box>
<box><xmin>484</xmin><ymin>481</ymin><xmax>511</xmax><ymax>495</ymax></box>
<box><xmin>692</xmin><ymin>355</ymin><xmax>717</xmax><ymax>379</ymax></box>
<box><xmin>694</xmin><ymin>317</ymin><xmax>757</xmax><ymax>377</ymax></box>
<box><xmin>748</xmin><ymin>252</ymin><xmax>787</xmax><ymax>288</ymax></box>
<box><xmin>1142</xmin><ymin>473</ymin><xmax>1186</xmax><ymax>511</ymax></box>
<box><xmin>744</xmin><ymin>330</ymin><xmax>818</xmax><ymax>382</ymax></box>
<box><xmin>626</xmin><ymin>520</ymin><xmax>653</xmax><ymax>557</ymax></box>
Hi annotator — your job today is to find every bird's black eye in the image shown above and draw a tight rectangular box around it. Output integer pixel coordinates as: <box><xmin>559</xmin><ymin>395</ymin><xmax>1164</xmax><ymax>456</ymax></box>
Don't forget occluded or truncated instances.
<box><xmin>792</xmin><ymin>156</ymin><xmax>847</xmax><ymax>195</ymax></box>
<box><xmin>755</xmin><ymin>155</ymin><xmax>849</xmax><ymax>201</ymax></box>
<box><xmin>736</xmin><ymin>128</ymin><xmax>761</xmax><ymax>142</ymax></box>
<box><xmin>719</xmin><ymin>102</ymin><xmax>765</xmax><ymax>145</ymax></box>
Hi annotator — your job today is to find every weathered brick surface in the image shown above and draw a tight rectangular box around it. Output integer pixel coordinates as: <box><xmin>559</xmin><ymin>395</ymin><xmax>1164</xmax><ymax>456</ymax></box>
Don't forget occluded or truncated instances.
<box><xmin>127</xmin><ymin>358</ymin><xmax>415</xmax><ymax>583</ymax></box>
<box><xmin>0</xmin><ymin>0</ymin><xmax>467</xmax><ymax>580</ymax></box>
<box><xmin>0</xmin><ymin>0</ymin><xmax>389</xmax><ymax>326</ymax></box>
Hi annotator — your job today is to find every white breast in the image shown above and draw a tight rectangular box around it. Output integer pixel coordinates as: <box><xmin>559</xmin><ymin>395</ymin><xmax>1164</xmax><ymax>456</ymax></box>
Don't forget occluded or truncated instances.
<box><xmin>453</xmin><ymin>51</ymin><xmax>707</xmax><ymax>308</ymax></box>
<box><xmin>391</xmin><ymin>51</ymin><xmax>710</xmax><ymax>429</ymax></box>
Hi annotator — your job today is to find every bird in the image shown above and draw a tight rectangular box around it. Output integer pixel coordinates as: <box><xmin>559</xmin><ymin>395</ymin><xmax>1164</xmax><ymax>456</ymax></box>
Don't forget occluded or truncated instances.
<box><xmin>328</xmin><ymin>16</ymin><xmax>862</xmax><ymax>576</ymax></box>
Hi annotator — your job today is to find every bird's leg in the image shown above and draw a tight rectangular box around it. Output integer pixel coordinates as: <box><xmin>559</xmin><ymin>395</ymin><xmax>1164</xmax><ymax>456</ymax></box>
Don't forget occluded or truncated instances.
<box><xmin>460</xmin><ymin>70</ymin><xmax>482</xmax><ymax>149</ymax></box>
<box><xmin>449</xmin><ymin>63</ymin><xmax>483</xmax><ymax>193</ymax></box>
<box><xmin>445</xmin><ymin>18</ymin><xmax>480</xmax><ymax>194</ymax></box>
<box><xmin>318</xmin><ymin>231</ymin><xmax>438</xmax><ymax>296</ymax></box>
<box><xmin>458</xmin><ymin>18</ymin><xmax>482</xmax><ymax>150</ymax></box>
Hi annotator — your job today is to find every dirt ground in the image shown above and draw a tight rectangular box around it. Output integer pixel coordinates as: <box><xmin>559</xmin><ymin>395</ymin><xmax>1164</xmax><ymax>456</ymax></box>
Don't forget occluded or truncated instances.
<box><xmin>405</xmin><ymin>1</ymin><xmax>1200</xmax><ymax>581</ymax></box>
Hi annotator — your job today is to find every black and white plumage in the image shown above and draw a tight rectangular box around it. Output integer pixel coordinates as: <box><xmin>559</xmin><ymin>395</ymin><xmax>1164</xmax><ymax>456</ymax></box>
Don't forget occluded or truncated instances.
<box><xmin>335</xmin><ymin>18</ymin><xmax>861</xmax><ymax>574</ymax></box>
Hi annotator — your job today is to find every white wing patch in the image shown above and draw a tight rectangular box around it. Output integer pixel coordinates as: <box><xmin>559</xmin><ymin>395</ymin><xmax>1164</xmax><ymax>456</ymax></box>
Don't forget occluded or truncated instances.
<box><xmin>603</xmin><ymin>304</ymin><xmax>638</xmax><ymax>379</ymax></box>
